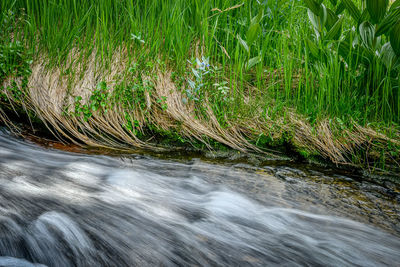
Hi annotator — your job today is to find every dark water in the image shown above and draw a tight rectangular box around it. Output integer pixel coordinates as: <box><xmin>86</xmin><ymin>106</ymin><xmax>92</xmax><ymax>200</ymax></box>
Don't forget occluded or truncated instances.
<box><xmin>0</xmin><ymin>129</ymin><xmax>399</xmax><ymax>266</ymax></box>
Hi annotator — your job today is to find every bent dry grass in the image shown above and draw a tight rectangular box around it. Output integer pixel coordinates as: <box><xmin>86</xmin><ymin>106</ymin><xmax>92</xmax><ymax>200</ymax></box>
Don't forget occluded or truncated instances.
<box><xmin>0</xmin><ymin>0</ymin><xmax>399</xmax><ymax>173</ymax></box>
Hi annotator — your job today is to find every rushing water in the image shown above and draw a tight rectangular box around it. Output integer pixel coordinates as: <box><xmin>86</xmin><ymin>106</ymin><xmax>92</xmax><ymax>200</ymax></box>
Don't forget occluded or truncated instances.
<box><xmin>0</xmin><ymin>129</ymin><xmax>399</xmax><ymax>266</ymax></box>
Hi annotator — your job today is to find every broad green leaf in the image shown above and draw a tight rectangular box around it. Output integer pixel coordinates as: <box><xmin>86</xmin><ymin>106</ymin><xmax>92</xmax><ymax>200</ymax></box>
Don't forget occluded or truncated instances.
<box><xmin>325</xmin><ymin>15</ymin><xmax>344</xmax><ymax>40</ymax></box>
<box><xmin>237</xmin><ymin>34</ymin><xmax>249</xmax><ymax>53</ymax></box>
<box><xmin>246</xmin><ymin>22</ymin><xmax>261</xmax><ymax>47</ymax></box>
<box><xmin>380</xmin><ymin>42</ymin><xmax>397</xmax><ymax>68</ymax></box>
<box><xmin>367</xmin><ymin>0</ymin><xmax>389</xmax><ymax>24</ymax></box>
<box><xmin>308</xmin><ymin>9</ymin><xmax>323</xmax><ymax>35</ymax></box>
<box><xmin>359</xmin><ymin>9</ymin><xmax>371</xmax><ymax>26</ymax></box>
<box><xmin>246</xmin><ymin>55</ymin><xmax>262</xmax><ymax>70</ymax></box>
<box><xmin>326</xmin><ymin>8</ymin><xmax>339</xmax><ymax>30</ymax></box>
<box><xmin>335</xmin><ymin>2</ymin><xmax>346</xmax><ymax>15</ymax></box>
<box><xmin>358</xmin><ymin>44</ymin><xmax>376</xmax><ymax>64</ymax></box>
<box><xmin>250</xmin><ymin>9</ymin><xmax>264</xmax><ymax>25</ymax></box>
<box><xmin>342</xmin><ymin>0</ymin><xmax>361</xmax><ymax>22</ymax></box>
<box><xmin>375</xmin><ymin>7</ymin><xmax>400</xmax><ymax>36</ymax></box>
<box><xmin>329</xmin><ymin>0</ymin><xmax>338</xmax><ymax>7</ymax></box>
<box><xmin>306</xmin><ymin>39</ymin><xmax>320</xmax><ymax>58</ymax></box>
<box><xmin>304</xmin><ymin>0</ymin><xmax>321</xmax><ymax>15</ymax></box>
<box><xmin>319</xmin><ymin>4</ymin><xmax>328</xmax><ymax>28</ymax></box>
<box><xmin>245</xmin><ymin>5</ymin><xmax>263</xmax><ymax>47</ymax></box>
<box><xmin>390</xmin><ymin>21</ymin><xmax>400</xmax><ymax>56</ymax></box>
<box><xmin>338</xmin><ymin>32</ymin><xmax>369</xmax><ymax>66</ymax></box>
<box><xmin>359</xmin><ymin>21</ymin><xmax>375</xmax><ymax>48</ymax></box>
<box><xmin>389</xmin><ymin>0</ymin><xmax>400</xmax><ymax>12</ymax></box>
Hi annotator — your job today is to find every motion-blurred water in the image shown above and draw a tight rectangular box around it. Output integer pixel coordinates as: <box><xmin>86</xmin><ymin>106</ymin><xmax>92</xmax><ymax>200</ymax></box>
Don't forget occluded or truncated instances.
<box><xmin>0</xmin><ymin>129</ymin><xmax>399</xmax><ymax>266</ymax></box>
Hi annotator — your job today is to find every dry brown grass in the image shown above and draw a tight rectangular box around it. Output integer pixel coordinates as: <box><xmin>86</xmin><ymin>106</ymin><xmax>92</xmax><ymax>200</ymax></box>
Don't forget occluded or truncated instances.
<box><xmin>1</xmin><ymin>49</ymin><xmax>399</xmax><ymax>169</ymax></box>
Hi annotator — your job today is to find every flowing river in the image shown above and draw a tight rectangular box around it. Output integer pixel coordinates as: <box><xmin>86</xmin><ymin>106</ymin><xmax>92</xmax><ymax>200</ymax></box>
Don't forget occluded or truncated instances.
<box><xmin>0</xmin><ymin>128</ymin><xmax>399</xmax><ymax>266</ymax></box>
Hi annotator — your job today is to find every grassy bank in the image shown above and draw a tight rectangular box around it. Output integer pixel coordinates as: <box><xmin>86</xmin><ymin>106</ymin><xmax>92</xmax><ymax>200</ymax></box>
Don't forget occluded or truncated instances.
<box><xmin>1</xmin><ymin>0</ymin><xmax>399</xmax><ymax>172</ymax></box>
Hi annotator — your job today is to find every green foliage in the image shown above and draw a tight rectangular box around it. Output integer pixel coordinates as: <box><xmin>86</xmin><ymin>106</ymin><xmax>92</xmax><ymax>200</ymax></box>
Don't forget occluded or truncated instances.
<box><xmin>147</xmin><ymin>123</ymin><xmax>188</xmax><ymax>145</ymax></box>
<box><xmin>0</xmin><ymin>8</ymin><xmax>32</xmax><ymax>106</ymax></box>
<box><xmin>114</xmin><ymin>65</ymin><xmax>155</xmax><ymax>111</ymax></box>
<box><xmin>0</xmin><ymin>42</ymin><xmax>32</xmax><ymax>104</ymax></box>
<box><xmin>72</xmin><ymin>82</ymin><xmax>110</xmax><ymax>121</ymax></box>
<box><xmin>239</xmin><ymin>4</ymin><xmax>264</xmax><ymax>70</ymax></box>
<box><xmin>123</xmin><ymin>112</ymin><xmax>141</xmax><ymax>136</ymax></box>
<box><xmin>156</xmin><ymin>96</ymin><xmax>168</xmax><ymax>111</ymax></box>
<box><xmin>304</xmin><ymin>0</ymin><xmax>400</xmax><ymax>122</ymax></box>
<box><xmin>391</xmin><ymin>21</ymin><xmax>400</xmax><ymax>56</ymax></box>
<box><xmin>367</xmin><ymin>0</ymin><xmax>388</xmax><ymax>24</ymax></box>
<box><xmin>305</xmin><ymin>0</ymin><xmax>400</xmax><ymax>65</ymax></box>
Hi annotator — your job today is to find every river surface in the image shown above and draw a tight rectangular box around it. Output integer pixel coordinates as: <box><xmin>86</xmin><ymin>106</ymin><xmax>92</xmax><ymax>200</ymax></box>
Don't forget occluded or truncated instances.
<box><xmin>0</xmin><ymin>128</ymin><xmax>399</xmax><ymax>266</ymax></box>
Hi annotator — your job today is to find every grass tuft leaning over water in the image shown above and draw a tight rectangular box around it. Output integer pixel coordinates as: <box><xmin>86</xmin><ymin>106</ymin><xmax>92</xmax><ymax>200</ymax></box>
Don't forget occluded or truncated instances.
<box><xmin>0</xmin><ymin>0</ymin><xmax>399</xmax><ymax>173</ymax></box>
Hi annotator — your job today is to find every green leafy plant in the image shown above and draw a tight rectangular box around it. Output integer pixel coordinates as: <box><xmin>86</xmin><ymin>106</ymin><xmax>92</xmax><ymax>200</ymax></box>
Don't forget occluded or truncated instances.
<box><xmin>113</xmin><ymin>76</ymin><xmax>153</xmax><ymax>111</ymax></box>
<box><xmin>0</xmin><ymin>41</ymin><xmax>32</xmax><ymax>104</ymax></box>
<box><xmin>0</xmin><ymin>9</ymin><xmax>32</xmax><ymax>97</ymax></box>
<box><xmin>305</xmin><ymin>0</ymin><xmax>400</xmax><ymax>82</ymax></box>
<box><xmin>123</xmin><ymin>111</ymin><xmax>141</xmax><ymax>136</ymax></box>
<box><xmin>156</xmin><ymin>96</ymin><xmax>168</xmax><ymax>111</ymax></box>
<box><xmin>72</xmin><ymin>81</ymin><xmax>110</xmax><ymax>121</ymax></box>
<box><xmin>303</xmin><ymin>0</ymin><xmax>400</xmax><ymax>123</ymax></box>
<box><xmin>237</xmin><ymin>6</ymin><xmax>264</xmax><ymax>71</ymax></box>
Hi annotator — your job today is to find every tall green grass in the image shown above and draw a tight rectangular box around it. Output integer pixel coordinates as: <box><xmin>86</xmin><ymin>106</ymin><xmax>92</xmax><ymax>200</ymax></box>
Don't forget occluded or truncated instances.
<box><xmin>1</xmin><ymin>0</ymin><xmax>399</xmax><ymax>128</ymax></box>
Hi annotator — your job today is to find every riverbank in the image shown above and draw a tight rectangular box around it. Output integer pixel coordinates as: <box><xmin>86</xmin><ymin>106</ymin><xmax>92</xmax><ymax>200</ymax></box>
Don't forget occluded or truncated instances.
<box><xmin>1</xmin><ymin>0</ymin><xmax>399</xmax><ymax>174</ymax></box>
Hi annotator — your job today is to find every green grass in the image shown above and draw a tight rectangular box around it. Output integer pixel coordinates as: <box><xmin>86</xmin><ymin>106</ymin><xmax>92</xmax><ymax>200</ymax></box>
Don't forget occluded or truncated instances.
<box><xmin>1</xmin><ymin>0</ymin><xmax>397</xmax><ymax>124</ymax></box>
<box><xmin>0</xmin><ymin>0</ymin><xmax>399</xmax><ymax>170</ymax></box>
